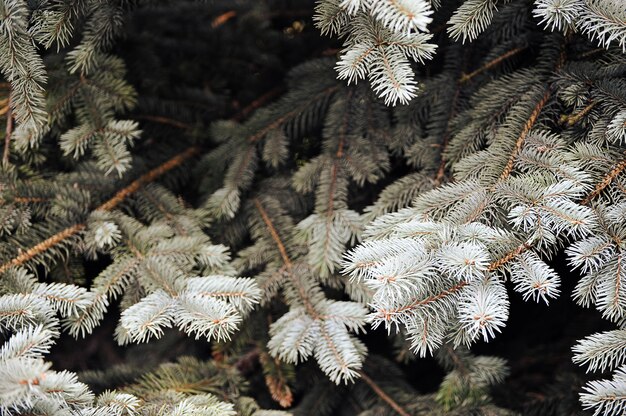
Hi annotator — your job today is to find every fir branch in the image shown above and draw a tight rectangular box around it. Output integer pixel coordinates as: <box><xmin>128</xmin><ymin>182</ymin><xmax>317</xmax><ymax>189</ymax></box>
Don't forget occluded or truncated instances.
<box><xmin>247</xmin><ymin>85</ymin><xmax>339</xmax><ymax>143</ymax></box>
<box><xmin>0</xmin><ymin>223</ymin><xmax>86</xmax><ymax>275</ymax></box>
<box><xmin>498</xmin><ymin>89</ymin><xmax>552</xmax><ymax>182</ymax></box>
<box><xmin>358</xmin><ymin>370</ymin><xmax>410</xmax><ymax>416</ymax></box>
<box><xmin>133</xmin><ymin>115</ymin><xmax>193</xmax><ymax>130</ymax></box>
<box><xmin>253</xmin><ymin>198</ymin><xmax>293</xmax><ymax>269</ymax></box>
<box><xmin>232</xmin><ymin>87</ymin><xmax>285</xmax><ymax>122</ymax></box>
<box><xmin>2</xmin><ymin>91</ymin><xmax>11</xmax><ymax>166</ymax></box>
<box><xmin>0</xmin><ymin>146</ymin><xmax>199</xmax><ymax>274</ymax></box>
<box><xmin>487</xmin><ymin>242</ymin><xmax>533</xmax><ymax>271</ymax></box>
<box><xmin>97</xmin><ymin>146</ymin><xmax>199</xmax><ymax>211</ymax></box>
<box><xmin>581</xmin><ymin>155</ymin><xmax>626</xmax><ymax>205</ymax></box>
<box><xmin>211</xmin><ymin>10</ymin><xmax>237</xmax><ymax>28</ymax></box>
<box><xmin>459</xmin><ymin>46</ymin><xmax>526</xmax><ymax>84</ymax></box>
<box><xmin>559</xmin><ymin>100</ymin><xmax>598</xmax><ymax>126</ymax></box>
<box><xmin>374</xmin><ymin>281</ymin><xmax>469</xmax><ymax>321</ymax></box>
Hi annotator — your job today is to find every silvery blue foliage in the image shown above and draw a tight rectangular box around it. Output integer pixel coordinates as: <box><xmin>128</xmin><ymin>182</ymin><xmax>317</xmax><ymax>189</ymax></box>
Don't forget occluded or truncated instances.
<box><xmin>317</xmin><ymin>0</ymin><xmax>626</xmax><ymax>105</ymax></box>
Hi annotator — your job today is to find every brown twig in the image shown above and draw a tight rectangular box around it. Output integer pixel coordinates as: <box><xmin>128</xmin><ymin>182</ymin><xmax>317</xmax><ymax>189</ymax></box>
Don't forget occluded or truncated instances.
<box><xmin>0</xmin><ymin>87</ymin><xmax>287</xmax><ymax>274</ymax></box>
<box><xmin>234</xmin><ymin>347</ymin><xmax>260</xmax><ymax>373</ymax></box>
<box><xmin>0</xmin><ymin>224</ymin><xmax>85</xmax><ymax>275</ymax></box>
<box><xmin>359</xmin><ymin>371</ymin><xmax>411</xmax><ymax>416</ymax></box>
<box><xmin>498</xmin><ymin>90</ymin><xmax>552</xmax><ymax>182</ymax></box>
<box><xmin>231</xmin><ymin>86</ymin><xmax>285</xmax><ymax>122</ymax></box>
<box><xmin>253</xmin><ymin>198</ymin><xmax>292</xmax><ymax>269</ymax></box>
<box><xmin>211</xmin><ymin>10</ymin><xmax>237</xmax><ymax>28</ymax></box>
<box><xmin>559</xmin><ymin>101</ymin><xmax>597</xmax><ymax>127</ymax></box>
<box><xmin>97</xmin><ymin>146</ymin><xmax>199</xmax><ymax>211</ymax></box>
<box><xmin>3</xmin><ymin>93</ymin><xmax>12</xmax><ymax>166</ymax></box>
<box><xmin>574</xmin><ymin>48</ymin><xmax>605</xmax><ymax>59</ymax></box>
<box><xmin>12</xmin><ymin>197</ymin><xmax>50</xmax><ymax>204</ymax></box>
<box><xmin>134</xmin><ymin>115</ymin><xmax>193</xmax><ymax>130</ymax></box>
<box><xmin>488</xmin><ymin>243</ymin><xmax>532</xmax><ymax>271</ymax></box>
<box><xmin>581</xmin><ymin>157</ymin><xmax>626</xmax><ymax>206</ymax></box>
<box><xmin>259</xmin><ymin>349</ymin><xmax>294</xmax><ymax>408</ymax></box>
<box><xmin>459</xmin><ymin>46</ymin><xmax>526</xmax><ymax>84</ymax></box>
<box><xmin>0</xmin><ymin>146</ymin><xmax>199</xmax><ymax>274</ymax></box>
<box><xmin>433</xmin><ymin>88</ymin><xmax>461</xmax><ymax>186</ymax></box>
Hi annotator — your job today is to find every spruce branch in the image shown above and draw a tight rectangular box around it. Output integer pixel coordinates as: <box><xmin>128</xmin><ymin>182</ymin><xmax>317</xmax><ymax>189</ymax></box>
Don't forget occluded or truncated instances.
<box><xmin>560</xmin><ymin>100</ymin><xmax>598</xmax><ymax>126</ymax></box>
<box><xmin>133</xmin><ymin>115</ymin><xmax>193</xmax><ymax>130</ymax></box>
<box><xmin>253</xmin><ymin>199</ymin><xmax>293</xmax><ymax>269</ymax></box>
<box><xmin>2</xmin><ymin>1</ymin><xmax>625</xmax><ymax>412</ymax></box>
<box><xmin>448</xmin><ymin>0</ymin><xmax>499</xmax><ymax>44</ymax></box>
<box><xmin>573</xmin><ymin>329</ymin><xmax>626</xmax><ymax>373</ymax></box>
<box><xmin>258</xmin><ymin>349</ymin><xmax>294</xmax><ymax>408</ymax></box>
<box><xmin>372</xmin><ymin>280</ymin><xmax>469</xmax><ymax>323</ymax></box>
<box><xmin>254</xmin><ymin>198</ymin><xmax>367</xmax><ymax>383</ymax></box>
<box><xmin>247</xmin><ymin>85</ymin><xmax>340</xmax><ymax>143</ymax></box>
<box><xmin>97</xmin><ymin>146</ymin><xmax>200</xmax><ymax>211</ymax></box>
<box><xmin>231</xmin><ymin>86</ymin><xmax>285</xmax><ymax>122</ymax></box>
<box><xmin>358</xmin><ymin>370</ymin><xmax>411</xmax><ymax>416</ymax></box>
<box><xmin>577</xmin><ymin>0</ymin><xmax>626</xmax><ymax>52</ymax></box>
<box><xmin>581</xmin><ymin>155</ymin><xmax>626</xmax><ymax>206</ymax></box>
<box><xmin>0</xmin><ymin>223</ymin><xmax>86</xmax><ymax>275</ymax></box>
<box><xmin>0</xmin><ymin>147</ymin><xmax>199</xmax><ymax>274</ymax></box>
<box><xmin>458</xmin><ymin>46</ymin><xmax>527</xmax><ymax>84</ymax></box>
<box><xmin>2</xmin><ymin>91</ymin><xmax>11</xmax><ymax>166</ymax></box>
<box><xmin>498</xmin><ymin>89</ymin><xmax>552</xmax><ymax>182</ymax></box>
<box><xmin>433</xmin><ymin>87</ymin><xmax>460</xmax><ymax>186</ymax></box>
<box><xmin>252</xmin><ymin>198</ymin><xmax>318</xmax><ymax>317</ymax></box>
<box><xmin>487</xmin><ymin>242</ymin><xmax>533</xmax><ymax>271</ymax></box>
<box><xmin>0</xmin><ymin>85</ymin><xmax>286</xmax><ymax>274</ymax></box>
<box><xmin>211</xmin><ymin>10</ymin><xmax>237</xmax><ymax>28</ymax></box>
